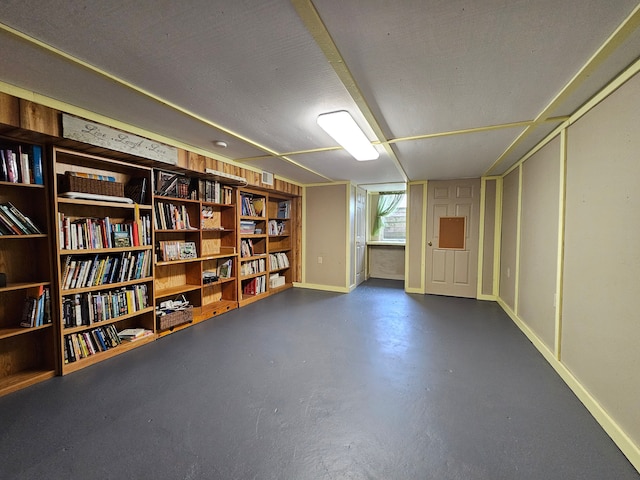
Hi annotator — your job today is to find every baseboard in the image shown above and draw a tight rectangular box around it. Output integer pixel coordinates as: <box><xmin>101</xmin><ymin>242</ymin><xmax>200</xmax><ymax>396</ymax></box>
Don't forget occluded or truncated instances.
<box><xmin>496</xmin><ymin>298</ymin><xmax>640</xmax><ymax>473</ymax></box>
<box><xmin>293</xmin><ymin>282</ymin><xmax>350</xmax><ymax>293</ymax></box>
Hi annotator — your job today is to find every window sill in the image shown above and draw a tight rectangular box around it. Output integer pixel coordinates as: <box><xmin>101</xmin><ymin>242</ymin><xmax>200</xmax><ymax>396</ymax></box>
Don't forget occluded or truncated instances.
<box><xmin>367</xmin><ymin>241</ymin><xmax>406</xmax><ymax>247</ymax></box>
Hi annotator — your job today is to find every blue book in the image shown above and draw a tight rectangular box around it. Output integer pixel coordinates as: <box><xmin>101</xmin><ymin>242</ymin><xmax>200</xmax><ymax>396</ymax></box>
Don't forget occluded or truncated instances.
<box><xmin>31</xmin><ymin>145</ymin><xmax>43</xmax><ymax>185</ymax></box>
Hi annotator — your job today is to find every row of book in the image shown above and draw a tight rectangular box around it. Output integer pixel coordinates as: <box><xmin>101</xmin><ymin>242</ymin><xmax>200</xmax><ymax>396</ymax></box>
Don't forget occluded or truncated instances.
<box><xmin>154</xmin><ymin>170</ymin><xmax>195</xmax><ymax>199</ymax></box>
<box><xmin>63</xmin><ymin>325</ymin><xmax>121</xmax><ymax>364</ymax></box>
<box><xmin>240</xmin><ymin>238</ymin><xmax>263</xmax><ymax>258</ymax></box>
<box><xmin>62</xmin><ymin>284</ymin><xmax>149</xmax><ymax>328</ymax></box>
<box><xmin>20</xmin><ymin>286</ymin><xmax>51</xmax><ymax>328</ymax></box>
<box><xmin>241</xmin><ymin>194</ymin><xmax>265</xmax><ymax>217</ymax></box>
<box><xmin>200</xmin><ymin>179</ymin><xmax>233</xmax><ymax>204</ymax></box>
<box><xmin>268</xmin><ymin>219</ymin><xmax>286</xmax><ymax>235</ymax></box>
<box><xmin>242</xmin><ymin>275</ymin><xmax>266</xmax><ymax>296</ymax></box>
<box><xmin>0</xmin><ymin>145</ymin><xmax>44</xmax><ymax>185</ymax></box>
<box><xmin>276</xmin><ymin>200</ymin><xmax>290</xmax><ymax>219</ymax></box>
<box><xmin>0</xmin><ymin>202</ymin><xmax>43</xmax><ymax>235</ymax></box>
<box><xmin>154</xmin><ymin>201</ymin><xmax>195</xmax><ymax>230</ymax></box>
<box><xmin>202</xmin><ymin>258</ymin><xmax>233</xmax><ymax>284</ymax></box>
<box><xmin>58</xmin><ymin>213</ymin><xmax>151</xmax><ymax>250</ymax></box>
<box><xmin>269</xmin><ymin>252</ymin><xmax>290</xmax><ymax>271</ymax></box>
<box><xmin>61</xmin><ymin>250</ymin><xmax>152</xmax><ymax>291</ymax></box>
<box><xmin>240</xmin><ymin>257</ymin><xmax>266</xmax><ymax>276</ymax></box>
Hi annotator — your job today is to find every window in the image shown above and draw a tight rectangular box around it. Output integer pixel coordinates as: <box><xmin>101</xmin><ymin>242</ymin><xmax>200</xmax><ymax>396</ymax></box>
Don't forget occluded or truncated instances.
<box><xmin>370</xmin><ymin>192</ymin><xmax>406</xmax><ymax>243</ymax></box>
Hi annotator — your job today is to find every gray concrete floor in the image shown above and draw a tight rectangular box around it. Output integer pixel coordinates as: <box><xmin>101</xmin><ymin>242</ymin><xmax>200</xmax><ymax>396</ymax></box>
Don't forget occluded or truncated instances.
<box><xmin>0</xmin><ymin>279</ymin><xmax>638</xmax><ymax>479</ymax></box>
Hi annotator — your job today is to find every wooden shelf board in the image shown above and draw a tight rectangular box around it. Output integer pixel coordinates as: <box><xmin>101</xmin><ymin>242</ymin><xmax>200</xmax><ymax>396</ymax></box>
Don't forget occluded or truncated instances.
<box><xmin>0</xmin><ymin>234</ymin><xmax>48</xmax><ymax>240</ymax></box>
<box><xmin>0</xmin><ymin>281</ymin><xmax>51</xmax><ymax>293</ymax></box>
<box><xmin>62</xmin><ymin>276</ymin><xmax>153</xmax><ymax>295</ymax></box>
<box><xmin>154</xmin><ymin>284</ymin><xmax>201</xmax><ymax>299</ymax></box>
<box><xmin>202</xmin><ymin>277</ymin><xmax>235</xmax><ymax>287</ymax></box>
<box><xmin>60</xmin><ymin>245</ymin><xmax>153</xmax><ymax>254</ymax></box>
<box><xmin>238</xmin><ymin>291</ymin><xmax>269</xmax><ymax>307</ymax></box>
<box><xmin>269</xmin><ymin>283</ymin><xmax>293</xmax><ymax>294</ymax></box>
<box><xmin>199</xmin><ymin>252</ymin><xmax>237</xmax><ymax>261</ymax></box>
<box><xmin>61</xmin><ymin>333</ymin><xmax>157</xmax><ymax>375</ymax></box>
<box><xmin>268</xmin><ymin>248</ymin><xmax>291</xmax><ymax>254</ymax></box>
<box><xmin>201</xmin><ymin>201</ymin><xmax>234</xmax><ymax>208</ymax></box>
<box><xmin>0</xmin><ymin>370</ymin><xmax>56</xmax><ymax>397</ymax></box>
<box><xmin>239</xmin><ymin>271</ymin><xmax>268</xmax><ymax>280</ymax></box>
<box><xmin>240</xmin><ymin>215</ymin><xmax>266</xmax><ymax>221</ymax></box>
<box><xmin>155</xmin><ymin>228</ymin><xmax>200</xmax><ymax>233</ymax></box>
<box><xmin>201</xmin><ymin>228</ymin><xmax>235</xmax><ymax>233</ymax></box>
<box><xmin>269</xmin><ymin>267</ymin><xmax>290</xmax><ymax>274</ymax></box>
<box><xmin>239</xmin><ymin>254</ymin><xmax>268</xmax><ymax>261</ymax></box>
<box><xmin>155</xmin><ymin>256</ymin><xmax>207</xmax><ymax>266</ymax></box>
<box><xmin>0</xmin><ymin>323</ymin><xmax>53</xmax><ymax>340</ymax></box>
<box><xmin>152</xmin><ymin>195</ymin><xmax>200</xmax><ymax>204</ymax></box>
<box><xmin>0</xmin><ymin>181</ymin><xmax>45</xmax><ymax>189</ymax></box>
<box><xmin>62</xmin><ymin>306</ymin><xmax>155</xmax><ymax>335</ymax></box>
<box><xmin>58</xmin><ymin>197</ymin><xmax>153</xmax><ymax>210</ymax></box>
<box><xmin>241</xmin><ymin>233</ymin><xmax>267</xmax><ymax>239</ymax></box>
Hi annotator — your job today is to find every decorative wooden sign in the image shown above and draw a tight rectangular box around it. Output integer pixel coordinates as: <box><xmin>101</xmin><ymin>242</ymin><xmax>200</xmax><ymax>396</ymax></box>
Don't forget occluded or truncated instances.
<box><xmin>62</xmin><ymin>114</ymin><xmax>178</xmax><ymax>165</ymax></box>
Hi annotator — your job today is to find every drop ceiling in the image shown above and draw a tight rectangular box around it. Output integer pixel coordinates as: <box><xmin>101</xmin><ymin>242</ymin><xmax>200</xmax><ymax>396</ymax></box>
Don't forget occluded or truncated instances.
<box><xmin>0</xmin><ymin>0</ymin><xmax>639</xmax><ymax>188</ymax></box>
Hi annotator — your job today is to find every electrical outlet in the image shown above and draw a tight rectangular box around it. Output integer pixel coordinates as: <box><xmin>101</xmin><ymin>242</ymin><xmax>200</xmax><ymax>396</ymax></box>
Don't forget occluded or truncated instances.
<box><xmin>317</xmin><ymin>256</ymin><xmax>323</xmax><ymax>264</ymax></box>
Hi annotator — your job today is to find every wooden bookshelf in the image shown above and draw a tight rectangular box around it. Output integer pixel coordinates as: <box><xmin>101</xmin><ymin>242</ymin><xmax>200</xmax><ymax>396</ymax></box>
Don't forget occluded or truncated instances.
<box><xmin>0</xmin><ymin>138</ymin><xmax>57</xmax><ymax>396</ymax></box>
<box><xmin>267</xmin><ymin>193</ymin><xmax>295</xmax><ymax>293</ymax></box>
<box><xmin>238</xmin><ymin>188</ymin><xmax>268</xmax><ymax>306</ymax></box>
<box><xmin>51</xmin><ymin>147</ymin><xmax>156</xmax><ymax>374</ymax></box>
<box><xmin>153</xmin><ymin>169</ymin><xmax>238</xmax><ymax>334</ymax></box>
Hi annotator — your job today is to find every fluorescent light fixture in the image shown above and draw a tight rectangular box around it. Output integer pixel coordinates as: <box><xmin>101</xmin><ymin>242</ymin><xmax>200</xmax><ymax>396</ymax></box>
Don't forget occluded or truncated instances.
<box><xmin>317</xmin><ymin>111</ymin><xmax>379</xmax><ymax>161</ymax></box>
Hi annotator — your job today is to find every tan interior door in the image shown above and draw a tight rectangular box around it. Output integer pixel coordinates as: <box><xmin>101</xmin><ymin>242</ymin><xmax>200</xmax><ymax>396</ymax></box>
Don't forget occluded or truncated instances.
<box><xmin>355</xmin><ymin>188</ymin><xmax>366</xmax><ymax>285</ymax></box>
<box><xmin>426</xmin><ymin>179</ymin><xmax>480</xmax><ymax>298</ymax></box>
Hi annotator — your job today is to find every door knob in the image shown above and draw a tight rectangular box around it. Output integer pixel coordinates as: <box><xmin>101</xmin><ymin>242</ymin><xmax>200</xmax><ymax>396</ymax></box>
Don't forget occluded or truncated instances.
<box><xmin>428</xmin><ymin>241</ymin><xmax>432</xmax><ymax>246</ymax></box>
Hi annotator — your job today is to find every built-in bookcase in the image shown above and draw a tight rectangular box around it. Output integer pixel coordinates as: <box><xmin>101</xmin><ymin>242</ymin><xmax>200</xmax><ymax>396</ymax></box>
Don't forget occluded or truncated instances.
<box><xmin>52</xmin><ymin>147</ymin><xmax>156</xmax><ymax>375</ymax></box>
<box><xmin>0</xmin><ymin>138</ymin><xmax>56</xmax><ymax>396</ymax></box>
<box><xmin>153</xmin><ymin>169</ymin><xmax>238</xmax><ymax>335</ymax></box>
<box><xmin>238</xmin><ymin>188</ymin><xmax>268</xmax><ymax>306</ymax></box>
<box><xmin>267</xmin><ymin>194</ymin><xmax>294</xmax><ymax>292</ymax></box>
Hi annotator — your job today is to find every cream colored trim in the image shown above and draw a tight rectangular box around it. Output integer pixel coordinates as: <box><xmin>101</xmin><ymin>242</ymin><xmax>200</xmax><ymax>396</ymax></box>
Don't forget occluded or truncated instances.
<box><xmin>554</xmin><ymin>129</ymin><xmax>568</xmax><ymax>360</ymax></box>
<box><xmin>346</xmin><ymin>183</ymin><xmax>354</xmax><ymax>290</ymax></box>
<box><xmin>477</xmin><ymin>294</ymin><xmax>496</xmax><ymax>301</ymax></box>
<box><xmin>485</xmin><ymin>4</ymin><xmax>640</xmax><ymax>176</ymax></box>
<box><xmin>405</xmin><ymin>181</ymin><xmax>428</xmax><ymax>294</ymax></box>
<box><xmin>513</xmin><ymin>166</ymin><xmax>523</xmax><ymax>314</ymax></box>
<box><xmin>493</xmin><ymin>177</ymin><xmax>503</xmax><ymax>297</ymax></box>
<box><xmin>291</xmin><ymin>0</ymin><xmax>408</xmax><ymax>183</ymax></box>
<box><xmin>477</xmin><ymin>178</ymin><xmax>488</xmax><ymax>298</ymax></box>
<box><xmin>384</xmin><ymin>118</ymin><xmax>566</xmax><ymax>144</ymax></box>
<box><xmin>301</xmin><ymin>186</ymin><xmax>307</xmax><ymax>285</ymax></box>
<box><xmin>497</xmin><ymin>298</ymin><xmax>640</xmax><ymax>473</ymax></box>
<box><xmin>570</xmin><ymin>54</ymin><xmax>640</xmax><ymax>125</ymax></box>
<box><xmin>294</xmin><ymin>283</ymin><xmax>350</xmax><ymax>293</ymax></box>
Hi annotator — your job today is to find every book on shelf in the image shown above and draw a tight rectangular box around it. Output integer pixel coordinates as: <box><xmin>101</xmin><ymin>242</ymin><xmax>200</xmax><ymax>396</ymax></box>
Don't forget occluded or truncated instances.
<box><xmin>269</xmin><ymin>252</ymin><xmax>290</xmax><ymax>270</ymax></box>
<box><xmin>0</xmin><ymin>202</ymin><xmax>42</xmax><ymax>235</ymax></box>
<box><xmin>0</xmin><ymin>145</ymin><xmax>42</xmax><ymax>184</ymax></box>
<box><xmin>156</xmin><ymin>240</ymin><xmax>198</xmax><ymax>262</ymax></box>
<box><xmin>58</xmin><ymin>213</ymin><xmax>151</xmax><ymax>250</ymax></box>
<box><xmin>20</xmin><ymin>286</ymin><xmax>51</xmax><ymax>328</ymax></box>
<box><xmin>64</xmin><ymin>324</ymin><xmax>123</xmax><ymax>363</ymax></box>
<box><xmin>277</xmin><ymin>200</ymin><xmax>290</xmax><ymax>219</ymax></box>
<box><xmin>240</xmin><ymin>238</ymin><xmax>254</xmax><ymax>257</ymax></box>
<box><xmin>124</xmin><ymin>176</ymin><xmax>147</xmax><ymax>203</ymax></box>
<box><xmin>240</xmin><ymin>257</ymin><xmax>266</xmax><ymax>276</ymax></box>
<box><xmin>61</xmin><ymin>250</ymin><xmax>152</xmax><ymax>290</ymax></box>
<box><xmin>66</xmin><ymin>171</ymin><xmax>117</xmax><ymax>182</ymax></box>
<box><xmin>218</xmin><ymin>258</ymin><xmax>232</xmax><ymax>279</ymax></box>
<box><xmin>268</xmin><ymin>219</ymin><xmax>286</xmax><ymax>235</ymax></box>
<box><xmin>199</xmin><ymin>179</ymin><xmax>234</xmax><ymax>204</ymax></box>
<box><xmin>241</xmin><ymin>194</ymin><xmax>265</xmax><ymax>217</ymax></box>
<box><xmin>242</xmin><ymin>275</ymin><xmax>266</xmax><ymax>296</ymax></box>
<box><xmin>62</xmin><ymin>284</ymin><xmax>149</xmax><ymax>327</ymax></box>
<box><xmin>155</xmin><ymin>170</ymin><xmax>196</xmax><ymax>199</ymax></box>
<box><xmin>154</xmin><ymin>201</ymin><xmax>195</xmax><ymax>230</ymax></box>
<box><xmin>118</xmin><ymin>328</ymin><xmax>153</xmax><ymax>342</ymax></box>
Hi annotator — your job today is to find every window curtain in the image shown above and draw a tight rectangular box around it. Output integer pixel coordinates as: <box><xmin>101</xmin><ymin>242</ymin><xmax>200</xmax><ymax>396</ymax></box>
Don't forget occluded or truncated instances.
<box><xmin>372</xmin><ymin>192</ymin><xmax>404</xmax><ymax>237</ymax></box>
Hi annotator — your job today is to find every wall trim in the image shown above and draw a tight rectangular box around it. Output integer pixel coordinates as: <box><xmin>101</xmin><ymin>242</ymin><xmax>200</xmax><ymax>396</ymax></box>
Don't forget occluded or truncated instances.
<box><xmin>496</xmin><ymin>297</ymin><xmax>640</xmax><ymax>473</ymax></box>
<box><xmin>294</xmin><ymin>282</ymin><xmax>349</xmax><ymax>293</ymax></box>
